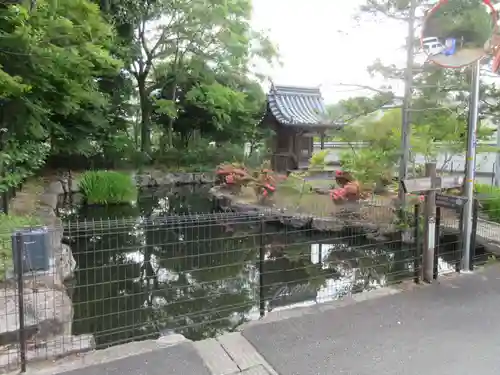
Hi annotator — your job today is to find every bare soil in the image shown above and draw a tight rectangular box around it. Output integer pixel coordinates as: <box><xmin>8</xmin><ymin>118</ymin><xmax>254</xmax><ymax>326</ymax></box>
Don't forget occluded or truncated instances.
<box><xmin>9</xmin><ymin>177</ymin><xmax>47</xmax><ymax>216</ymax></box>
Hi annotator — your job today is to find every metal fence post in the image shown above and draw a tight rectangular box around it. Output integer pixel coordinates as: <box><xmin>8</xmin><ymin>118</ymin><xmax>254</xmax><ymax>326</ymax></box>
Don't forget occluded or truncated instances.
<box><xmin>413</xmin><ymin>204</ymin><xmax>421</xmax><ymax>284</ymax></box>
<box><xmin>456</xmin><ymin>207</ymin><xmax>464</xmax><ymax>272</ymax></box>
<box><xmin>469</xmin><ymin>199</ymin><xmax>479</xmax><ymax>271</ymax></box>
<box><xmin>434</xmin><ymin>207</ymin><xmax>441</xmax><ymax>280</ymax></box>
<box><xmin>15</xmin><ymin>232</ymin><xmax>26</xmax><ymax>372</ymax></box>
<box><xmin>259</xmin><ymin>216</ymin><xmax>266</xmax><ymax>318</ymax></box>
<box><xmin>423</xmin><ymin>162</ymin><xmax>437</xmax><ymax>283</ymax></box>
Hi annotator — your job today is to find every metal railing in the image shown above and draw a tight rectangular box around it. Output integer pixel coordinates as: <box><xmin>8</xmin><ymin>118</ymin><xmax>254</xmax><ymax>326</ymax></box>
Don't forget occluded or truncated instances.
<box><xmin>0</xmin><ymin>205</ymin><xmax>479</xmax><ymax>372</ymax></box>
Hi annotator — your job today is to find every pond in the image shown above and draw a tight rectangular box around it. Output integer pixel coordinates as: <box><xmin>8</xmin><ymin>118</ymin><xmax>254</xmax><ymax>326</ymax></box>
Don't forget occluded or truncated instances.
<box><xmin>57</xmin><ymin>185</ymin><xmax>467</xmax><ymax>349</ymax></box>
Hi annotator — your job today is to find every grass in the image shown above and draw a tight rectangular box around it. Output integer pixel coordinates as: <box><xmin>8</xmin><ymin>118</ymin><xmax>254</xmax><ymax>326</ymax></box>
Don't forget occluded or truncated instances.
<box><xmin>475</xmin><ymin>184</ymin><xmax>500</xmax><ymax>223</ymax></box>
<box><xmin>79</xmin><ymin>170</ymin><xmax>137</xmax><ymax>204</ymax></box>
<box><xmin>0</xmin><ymin>213</ymin><xmax>41</xmax><ymax>280</ymax></box>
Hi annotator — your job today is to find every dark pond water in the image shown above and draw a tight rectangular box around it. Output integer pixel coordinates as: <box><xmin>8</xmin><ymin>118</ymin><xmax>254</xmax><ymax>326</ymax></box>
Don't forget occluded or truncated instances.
<box><xmin>57</xmin><ymin>185</ymin><xmax>471</xmax><ymax>349</ymax></box>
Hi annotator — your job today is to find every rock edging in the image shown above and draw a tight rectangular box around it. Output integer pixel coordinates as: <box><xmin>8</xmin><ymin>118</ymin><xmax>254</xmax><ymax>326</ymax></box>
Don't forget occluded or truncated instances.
<box><xmin>133</xmin><ymin>171</ymin><xmax>215</xmax><ymax>188</ymax></box>
<box><xmin>209</xmin><ymin>186</ymin><xmax>403</xmax><ymax>244</ymax></box>
<box><xmin>0</xmin><ymin>180</ymin><xmax>93</xmax><ymax>373</ymax></box>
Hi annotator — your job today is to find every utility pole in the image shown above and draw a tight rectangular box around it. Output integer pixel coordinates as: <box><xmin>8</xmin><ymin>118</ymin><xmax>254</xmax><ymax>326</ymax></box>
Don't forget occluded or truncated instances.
<box><xmin>462</xmin><ymin>60</ymin><xmax>480</xmax><ymax>271</ymax></box>
<box><xmin>398</xmin><ymin>0</ymin><xmax>416</xmax><ymax>213</ymax></box>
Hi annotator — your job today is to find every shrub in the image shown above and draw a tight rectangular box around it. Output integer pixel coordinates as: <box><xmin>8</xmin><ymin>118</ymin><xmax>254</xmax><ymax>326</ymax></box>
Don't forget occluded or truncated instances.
<box><xmin>79</xmin><ymin>170</ymin><xmax>137</xmax><ymax>204</ymax></box>
<box><xmin>475</xmin><ymin>184</ymin><xmax>500</xmax><ymax>223</ymax></box>
<box><xmin>154</xmin><ymin>140</ymin><xmax>266</xmax><ymax>171</ymax></box>
<box><xmin>0</xmin><ymin>214</ymin><xmax>41</xmax><ymax>279</ymax></box>
<box><xmin>309</xmin><ymin>150</ymin><xmax>329</xmax><ymax>171</ymax></box>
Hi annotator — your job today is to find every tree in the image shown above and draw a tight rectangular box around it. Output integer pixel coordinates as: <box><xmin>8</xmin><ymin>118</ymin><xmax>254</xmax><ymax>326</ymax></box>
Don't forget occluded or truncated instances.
<box><xmin>359</xmin><ymin>0</ymin><xmax>500</xmax><ymax>120</ymax></box>
<box><xmin>108</xmin><ymin>0</ymin><xmax>276</xmax><ymax>155</ymax></box>
<box><xmin>0</xmin><ymin>0</ymin><xmax>122</xmax><ymax>187</ymax></box>
<box><xmin>338</xmin><ymin>105</ymin><xmax>495</xmax><ymax>187</ymax></box>
<box><xmin>152</xmin><ymin>59</ymin><xmax>267</xmax><ymax>148</ymax></box>
<box><xmin>326</xmin><ymin>92</ymin><xmax>395</xmax><ymax>124</ymax></box>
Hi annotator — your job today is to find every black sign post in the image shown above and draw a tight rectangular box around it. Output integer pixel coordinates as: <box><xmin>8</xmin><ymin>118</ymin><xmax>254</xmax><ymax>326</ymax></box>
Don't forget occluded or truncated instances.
<box><xmin>434</xmin><ymin>193</ymin><xmax>468</xmax><ymax>275</ymax></box>
<box><xmin>402</xmin><ymin>168</ymin><xmax>465</xmax><ymax>283</ymax></box>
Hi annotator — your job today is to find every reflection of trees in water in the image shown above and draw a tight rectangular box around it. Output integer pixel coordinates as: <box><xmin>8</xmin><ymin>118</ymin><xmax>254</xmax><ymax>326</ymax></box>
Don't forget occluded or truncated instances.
<box><xmin>68</xmin><ymin>203</ymin><xmax>157</xmax><ymax>348</ymax></box>
<box><xmin>68</xmin><ymin>190</ymin><xmax>261</xmax><ymax>344</ymax></box>
<box><xmin>145</xmin><ymin>213</ymin><xmax>259</xmax><ymax>340</ymax></box>
<box><xmin>67</xmin><ymin>188</ymin><xmax>420</xmax><ymax>347</ymax></box>
<box><xmin>320</xmin><ymin>231</ymin><xmax>415</xmax><ymax>295</ymax></box>
<box><xmin>262</xmin><ymin>228</ymin><xmax>337</xmax><ymax>310</ymax></box>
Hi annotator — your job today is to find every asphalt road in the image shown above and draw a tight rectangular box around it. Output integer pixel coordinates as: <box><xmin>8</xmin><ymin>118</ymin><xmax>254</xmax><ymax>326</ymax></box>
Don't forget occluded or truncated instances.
<box><xmin>243</xmin><ymin>265</ymin><xmax>500</xmax><ymax>375</ymax></box>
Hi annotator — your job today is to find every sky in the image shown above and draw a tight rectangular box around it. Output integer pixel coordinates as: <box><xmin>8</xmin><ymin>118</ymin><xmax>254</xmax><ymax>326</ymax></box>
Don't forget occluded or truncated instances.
<box><xmin>250</xmin><ymin>0</ymin><xmax>408</xmax><ymax>104</ymax></box>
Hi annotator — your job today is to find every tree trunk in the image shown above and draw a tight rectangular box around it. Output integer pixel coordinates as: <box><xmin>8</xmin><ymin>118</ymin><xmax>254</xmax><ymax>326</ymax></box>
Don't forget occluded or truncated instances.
<box><xmin>138</xmin><ymin>78</ymin><xmax>151</xmax><ymax>154</ymax></box>
<box><xmin>166</xmin><ymin>84</ymin><xmax>177</xmax><ymax>149</ymax></box>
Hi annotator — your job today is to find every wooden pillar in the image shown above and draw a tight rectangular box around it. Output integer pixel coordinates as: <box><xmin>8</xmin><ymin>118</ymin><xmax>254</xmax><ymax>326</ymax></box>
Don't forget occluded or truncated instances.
<box><xmin>320</xmin><ymin>131</ymin><xmax>325</xmax><ymax>150</ymax></box>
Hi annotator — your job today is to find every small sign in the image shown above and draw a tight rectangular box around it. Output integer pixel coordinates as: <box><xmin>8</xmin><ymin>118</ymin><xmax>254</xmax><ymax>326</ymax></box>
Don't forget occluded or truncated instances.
<box><xmin>401</xmin><ymin>176</ymin><xmax>463</xmax><ymax>193</ymax></box>
<box><xmin>435</xmin><ymin>193</ymin><xmax>467</xmax><ymax>211</ymax></box>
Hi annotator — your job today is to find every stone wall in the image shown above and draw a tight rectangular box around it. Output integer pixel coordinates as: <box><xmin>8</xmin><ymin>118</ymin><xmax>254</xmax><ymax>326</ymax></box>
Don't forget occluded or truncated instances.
<box><xmin>0</xmin><ymin>179</ymin><xmax>92</xmax><ymax>373</ymax></box>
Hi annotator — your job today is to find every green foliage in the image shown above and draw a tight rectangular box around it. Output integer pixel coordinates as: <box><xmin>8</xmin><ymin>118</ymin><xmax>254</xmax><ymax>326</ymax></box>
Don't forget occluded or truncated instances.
<box><xmin>326</xmin><ymin>92</ymin><xmax>394</xmax><ymax>124</ymax></box>
<box><xmin>155</xmin><ymin>140</ymin><xmax>266</xmax><ymax>171</ymax></box>
<box><xmin>79</xmin><ymin>170</ymin><xmax>137</xmax><ymax>204</ymax></box>
<box><xmin>338</xmin><ymin>100</ymin><xmax>494</xmax><ymax>186</ymax></box>
<box><xmin>338</xmin><ymin>109</ymin><xmax>401</xmax><ymax>185</ymax></box>
<box><xmin>475</xmin><ymin>184</ymin><xmax>500</xmax><ymax>223</ymax></box>
<box><xmin>309</xmin><ymin>150</ymin><xmax>329</xmax><ymax>171</ymax></box>
<box><xmin>0</xmin><ymin>214</ymin><xmax>41</xmax><ymax>279</ymax></box>
<box><xmin>0</xmin><ymin>141</ymin><xmax>50</xmax><ymax>192</ymax></box>
<box><xmin>426</xmin><ymin>0</ymin><xmax>494</xmax><ymax>47</ymax></box>
<box><xmin>115</xmin><ymin>0</ymin><xmax>277</xmax><ymax>152</ymax></box>
<box><xmin>278</xmin><ymin>172</ymin><xmax>314</xmax><ymax>196</ymax></box>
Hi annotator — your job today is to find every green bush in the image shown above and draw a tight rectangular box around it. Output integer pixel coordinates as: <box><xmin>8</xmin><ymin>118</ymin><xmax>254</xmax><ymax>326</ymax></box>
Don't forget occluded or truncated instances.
<box><xmin>79</xmin><ymin>170</ymin><xmax>137</xmax><ymax>204</ymax></box>
<box><xmin>154</xmin><ymin>141</ymin><xmax>266</xmax><ymax>171</ymax></box>
<box><xmin>0</xmin><ymin>214</ymin><xmax>41</xmax><ymax>279</ymax></box>
<box><xmin>475</xmin><ymin>184</ymin><xmax>500</xmax><ymax>223</ymax></box>
<box><xmin>309</xmin><ymin>150</ymin><xmax>328</xmax><ymax>171</ymax></box>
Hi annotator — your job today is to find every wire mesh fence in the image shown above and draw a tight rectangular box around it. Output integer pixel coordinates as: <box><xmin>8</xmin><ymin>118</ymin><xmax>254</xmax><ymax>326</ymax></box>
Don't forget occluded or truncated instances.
<box><xmin>0</xmin><ymin>203</ymin><xmax>486</xmax><ymax>372</ymax></box>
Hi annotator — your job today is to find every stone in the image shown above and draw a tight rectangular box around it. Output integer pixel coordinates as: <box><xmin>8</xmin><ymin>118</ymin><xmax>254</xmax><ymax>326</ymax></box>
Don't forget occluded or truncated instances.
<box><xmin>70</xmin><ymin>177</ymin><xmax>80</xmax><ymax>193</ymax></box>
<box><xmin>47</xmin><ymin>181</ymin><xmax>64</xmax><ymax>195</ymax></box>
<box><xmin>279</xmin><ymin>215</ymin><xmax>312</xmax><ymax>229</ymax></box>
<box><xmin>199</xmin><ymin>173</ymin><xmax>215</xmax><ymax>184</ymax></box>
<box><xmin>0</xmin><ymin>281</ymin><xmax>73</xmax><ymax>345</ymax></box>
<box><xmin>134</xmin><ymin>173</ymin><xmax>154</xmax><ymax>188</ymax></box>
<box><xmin>0</xmin><ymin>334</ymin><xmax>94</xmax><ymax>372</ymax></box>
<box><xmin>312</xmin><ymin>217</ymin><xmax>346</xmax><ymax>232</ymax></box>
<box><xmin>38</xmin><ymin>193</ymin><xmax>58</xmax><ymax>210</ymax></box>
<box><xmin>156</xmin><ymin>173</ymin><xmax>177</xmax><ymax>185</ymax></box>
<box><xmin>173</xmin><ymin>173</ymin><xmax>195</xmax><ymax>185</ymax></box>
<box><xmin>57</xmin><ymin>244</ymin><xmax>76</xmax><ymax>281</ymax></box>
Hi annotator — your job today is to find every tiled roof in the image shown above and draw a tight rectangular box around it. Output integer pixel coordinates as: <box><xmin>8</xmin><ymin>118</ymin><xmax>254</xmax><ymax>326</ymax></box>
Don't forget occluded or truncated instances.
<box><xmin>267</xmin><ymin>85</ymin><xmax>338</xmax><ymax>128</ymax></box>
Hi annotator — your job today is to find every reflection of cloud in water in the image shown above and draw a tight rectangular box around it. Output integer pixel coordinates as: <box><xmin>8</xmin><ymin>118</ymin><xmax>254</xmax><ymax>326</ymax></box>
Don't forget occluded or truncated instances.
<box><xmin>151</xmin><ymin>197</ymin><xmax>169</xmax><ymax>216</ymax></box>
<box><xmin>123</xmin><ymin>251</ymin><xmax>181</xmax><ymax>284</ymax></box>
<box><xmin>312</xmin><ymin>244</ymin><xmax>364</xmax><ymax>303</ymax></box>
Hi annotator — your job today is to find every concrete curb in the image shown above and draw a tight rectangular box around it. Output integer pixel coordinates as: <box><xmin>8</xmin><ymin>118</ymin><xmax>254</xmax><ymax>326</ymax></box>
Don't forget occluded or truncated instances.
<box><xmin>15</xmin><ymin>334</ymin><xmax>190</xmax><ymax>375</ymax></box>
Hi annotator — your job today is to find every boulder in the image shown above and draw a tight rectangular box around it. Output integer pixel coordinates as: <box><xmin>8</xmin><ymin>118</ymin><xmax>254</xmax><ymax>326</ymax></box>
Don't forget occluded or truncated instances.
<box><xmin>47</xmin><ymin>181</ymin><xmax>65</xmax><ymax>195</ymax></box>
<box><xmin>38</xmin><ymin>193</ymin><xmax>58</xmax><ymax>210</ymax></box>
<box><xmin>57</xmin><ymin>244</ymin><xmax>76</xmax><ymax>282</ymax></box>
<box><xmin>0</xmin><ymin>281</ymin><xmax>73</xmax><ymax>347</ymax></box>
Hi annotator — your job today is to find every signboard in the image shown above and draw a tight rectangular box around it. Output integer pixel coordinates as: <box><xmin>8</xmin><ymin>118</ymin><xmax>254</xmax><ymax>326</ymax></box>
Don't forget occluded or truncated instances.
<box><xmin>401</xmin><ymin>176</ymin><xmax>463</xmax><ymax>193</ymax></box>
<box><xmin>435</xmin><ymin>193</ymin><xmax>467</xmax><ymax>211</ymax></box>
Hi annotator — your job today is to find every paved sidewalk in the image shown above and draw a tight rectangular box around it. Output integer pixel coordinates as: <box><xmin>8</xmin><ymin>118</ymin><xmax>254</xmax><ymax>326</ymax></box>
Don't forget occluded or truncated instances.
<box><xmin>243</xmin><ymin>264</ymin><xmax>500</xmax><ymax>375</ymax></box>
<box><xmin>24</xmin><ymin>264</ymin><xmax>500</xmax><ymax>375</ymax></box>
